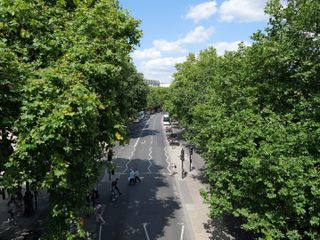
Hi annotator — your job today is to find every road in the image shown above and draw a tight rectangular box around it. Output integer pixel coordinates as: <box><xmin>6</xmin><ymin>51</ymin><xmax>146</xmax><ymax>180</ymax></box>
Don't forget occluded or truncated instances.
<box><xmin>97</xmin><ymin>113</ymin><xmax>192</xmax><ymax>240</ymax></box>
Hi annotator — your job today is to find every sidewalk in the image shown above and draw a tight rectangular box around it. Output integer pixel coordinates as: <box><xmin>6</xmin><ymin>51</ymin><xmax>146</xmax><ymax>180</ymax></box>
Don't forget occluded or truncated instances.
<box><xmin>0</xmin><ymin>189</ymin><xmax>49</xmax><ymax>240</ymax></box>
<box><xmin>165</xmin><ymin>124</ymin><xmax>255</xmax><ymax>240</ymax></box>
<box><xmin>0</xmin><ymin>188</ymin><xmax>99</xmax><ymax>240</ymax></box>
<box><xmin>164</xmin><ymin>125</ymin><xmax>212</xmax><ymax>240</ymax></box>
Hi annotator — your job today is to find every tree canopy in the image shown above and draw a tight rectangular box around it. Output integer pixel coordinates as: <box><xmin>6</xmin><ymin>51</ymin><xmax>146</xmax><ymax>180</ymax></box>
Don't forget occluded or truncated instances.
<box><xmin>146</xmin><ymin>86</ymin><xmax>170</xmax><ymax>111</ymax></box>
<box><xmin>1</xmin><ymin>0</ymin><xmax>147</xmax><ymax>238</ymax></box>
<box><xmin>166</xmin><ymin>0</ymin><xmax>320</xmax><ymax>239</ymax></box>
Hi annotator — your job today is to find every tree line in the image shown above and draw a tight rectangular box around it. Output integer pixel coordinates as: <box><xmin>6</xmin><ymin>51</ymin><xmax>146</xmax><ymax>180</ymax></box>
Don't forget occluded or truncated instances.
<box><xmin>0</xmin><ymin>0</ymin><xmax>147</xmax><ymax>238</ymax></box>
<box><xmin>162</xmin><ymin>0</ymin><xmax>320</xmax><ymax>239</ymax></box>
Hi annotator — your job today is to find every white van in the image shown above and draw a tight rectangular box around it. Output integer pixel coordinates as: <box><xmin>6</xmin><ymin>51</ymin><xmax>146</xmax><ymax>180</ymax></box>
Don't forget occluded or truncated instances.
<box><xmin>163</xmin><ymin>114</ymin><xmax>171</xmax><ymax>126</ymax></box>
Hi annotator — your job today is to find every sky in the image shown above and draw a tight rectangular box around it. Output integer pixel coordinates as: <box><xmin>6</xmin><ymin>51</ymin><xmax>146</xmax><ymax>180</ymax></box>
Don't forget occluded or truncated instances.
<box><xmin>119</xmin><ymin>0</ymin><xmax>269</xmax><ymax>85</ymax></box>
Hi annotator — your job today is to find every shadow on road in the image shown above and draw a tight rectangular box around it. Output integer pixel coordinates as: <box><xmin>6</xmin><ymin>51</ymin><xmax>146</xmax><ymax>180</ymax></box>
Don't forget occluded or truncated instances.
<box><xmin>128</xmin><ymin>121</ymin><xmax>160</xmax><ymax>139</ymax></box>
<box><xmin>204</xmin><ymin>215</ymin><xmax>257</xmax><ymax>240</ymax></box>
<box><xmin>101</xmin><ymin>161</ymin><xmax>182</xmax><ymax>240</ymax></box>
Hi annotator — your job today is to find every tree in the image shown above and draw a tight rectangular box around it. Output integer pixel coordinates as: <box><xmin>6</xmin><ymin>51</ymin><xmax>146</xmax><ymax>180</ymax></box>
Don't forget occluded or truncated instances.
<box><xmin>146</xmin><ymin>86</ymin><xmax>170</xmax><ymax>111</ymax></box>
<box><xmin>167</xmin><ymin>0</ymin><xmax>320</xmax><ymax>239</ymax></box>
<box><xmin>121</xmin><ymin>66</ymin><xmax>148</xmax><ymax>120</ymax></box>
<box><xmin>0</xmin><ymin>43</ymin><xmax>22</xmax><ymax>176</ymax></box>
<box><xmin>1</xmin><ymin>0</ymin><xmax>145</xmax><ymax>238</ymax></box>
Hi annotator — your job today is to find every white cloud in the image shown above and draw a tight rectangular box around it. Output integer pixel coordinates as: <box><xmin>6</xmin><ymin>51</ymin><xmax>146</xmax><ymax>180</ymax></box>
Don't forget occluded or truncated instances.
<box><xmin>149</xmin><ymin>26</ymin><xmax>214</xmax><ymax>54</ymax></box>
<box><xmin>186</xmin><ymin>1</ymin><xmax>218</xmax><ymax>23</ymax></box>
<box><xmin>153</xmin><ymin>40</ymin><xmax>186</xmax><ymax>53</ymax></box>
<box><xmin>132</xmin><ymin>48</ymin><xmax>161</xmax><ymax>59</ymax></box>
<box><xmin>219</xmin><ymin>0</ymin><xmax>268</xmax><ymax>22</ymax></box>
<box><xmin>209</xmin><ymin>41</ymin><xmax>251</xmax><ymax>56</ymax></box>
<box><xmin>139</xmin><ymin>57</ymin><xmax>186</xmax><ymax>84</ymax></box>
<box><xmin>132</xmin><ymin>26</ymin><xmax>215</xmax><ymax>83</ymax></box>
<box><xmin>178</xmin><ymin>26</ymin><xmax>215</xmax><ymax>44</ymax></box>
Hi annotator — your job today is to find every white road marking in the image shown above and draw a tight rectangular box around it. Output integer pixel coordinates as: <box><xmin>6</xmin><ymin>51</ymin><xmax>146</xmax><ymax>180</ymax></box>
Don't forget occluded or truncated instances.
<box><xmin>178</xmin><ymin>223</ymin><xmax>185</xmax><ymax>240</ymax></box>
<box><xmin>161</xmin><ymin>117</ymin><xmax>173</xmax><ymax>174</ymax></box>
<box><xmin>122</xmin><ymin>119</ymin><xmax>150</xmax><ymax>174</ymax></box>
<box><xmin>147</xmin><ymin>145</ymin><xmax>152</xmax><ymax>173</ymax></box>
<box><xmin>143</xmin><ymin>223</ymin><xmax>150</xmax><ymax>240</ymax></box>
<box><xmin>98</xmin><ymin>224</ymin><xmax>102</xmax><ymax>240</ymax></box>
<box><xmin>164</xmin><ymin>146</ymin><xmax>171</xmax><ymax>173</ymax></box>
<box><xmin>147</xmin><ymin>116</ymin><xmax>157</xmax><ymax>173</ymax></box>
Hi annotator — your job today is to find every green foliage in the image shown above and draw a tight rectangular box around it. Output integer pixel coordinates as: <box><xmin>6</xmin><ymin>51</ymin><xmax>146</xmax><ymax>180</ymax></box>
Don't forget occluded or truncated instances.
<box><xmin>146</xmin><ymin>86</ymin><xmax>170</xmax><ymax>111</ymax></box>
<box><xmin>122</xmin><ymin>68</ymin><xmax>148</xmax><ymax>119</ymax></box>
<box><xmin>168</xmin><ymin>0</ymin><xmax>320</xmax><ymax>239</ymax></box>
<box><xmin>1</xmin><ymin>0</ymin><xmax>145</xmax><ymax>238</ymax></box>
<box><xmin>0</xmin><ymin>41</ymin><xmax>23</xmax><ymax>171</ymax></box>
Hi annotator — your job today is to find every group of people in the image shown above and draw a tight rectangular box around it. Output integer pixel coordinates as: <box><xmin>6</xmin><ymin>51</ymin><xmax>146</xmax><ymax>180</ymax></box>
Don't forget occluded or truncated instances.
<box><xmin>92</xmin><ymin>159</ymin><xmax>182</xmax><ymax>227</ymax></box>
<box><xmin>128</xmin><ymin>169</ymin><xmax>141</xmax><ymax>185</ymax></box>
<box><xmin>4</xmin><ymin>186</ymin><xmax>39</xmax><ymax>222</ymax></box>
<box><xmin>94</xmin><ymin>169</ymin><xmax>142</xmax><ymax>224</ymax></box>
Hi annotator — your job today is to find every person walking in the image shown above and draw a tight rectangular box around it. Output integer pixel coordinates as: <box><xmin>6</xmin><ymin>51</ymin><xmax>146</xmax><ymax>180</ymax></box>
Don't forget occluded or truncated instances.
<box><xmin>134</xmin><ymin>169</ymin><xmax>141</xmax><ymax>183</ymax></box>
<box><xmin>111</xmin><ymin>178</ymin><xmax>122</xmax><ymax>195</ymax></box>
<box><xmin>94</xmin><ymin>203</ymin><xmax>105</xmax><ymax>225</ymax></box>
<box><xmin>128</xmin><ymin>169</ymin><xmax>135</xmax><ymax>185</ymax></box>
<box><xmin>169</xmin><ymin>163</ymin><xmax>177</xmax><ymax>176</ymax></box>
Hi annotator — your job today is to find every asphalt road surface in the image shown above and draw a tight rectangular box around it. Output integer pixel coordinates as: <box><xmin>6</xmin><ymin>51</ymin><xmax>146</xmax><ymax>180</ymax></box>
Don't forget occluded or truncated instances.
<box><xmin>97</xmin><ymin>113</ymin><xmax>192</xmax><ymax>240</ymax></box>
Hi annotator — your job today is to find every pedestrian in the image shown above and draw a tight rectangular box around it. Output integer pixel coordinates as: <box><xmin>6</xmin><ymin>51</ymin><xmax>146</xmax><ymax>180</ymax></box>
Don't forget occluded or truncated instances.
<box><xmin>128</xmin><ymin>169</ymin><xmax>135</xmax><ymax>185</ymax></box>
<box><xmin>134</xmin><ymin>169</ymin><xmax>141</xmax><ymax>183</ymax></box>
<box><xmin>169</xmin><ymin>163</ymin><xmax>177</xmax><ymax>176</ymax></box>
<box><xmin>111</xmin><ymin>178</ymin><xmax>122</xmax><ymax>195</ymax></box>
<box><xmin>94</xmin><ymin>203</ymin><xmax>105</xmax><ymax>225</ymax></box>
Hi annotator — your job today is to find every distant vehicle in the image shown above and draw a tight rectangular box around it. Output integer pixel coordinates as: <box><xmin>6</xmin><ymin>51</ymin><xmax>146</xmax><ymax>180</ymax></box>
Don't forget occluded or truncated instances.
<box><xmin>163</xmin><ymin>114</ymin><xmax>171</xmax><ymax>126</ymax></box>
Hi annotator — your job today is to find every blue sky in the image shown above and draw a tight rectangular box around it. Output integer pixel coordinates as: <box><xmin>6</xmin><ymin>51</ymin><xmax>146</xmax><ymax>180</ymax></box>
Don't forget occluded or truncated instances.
<box><xmin>119</xmin><ymin>0</ymin><xmax>269</xmax><ymax>84</ymax></box>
